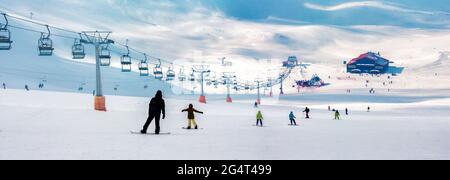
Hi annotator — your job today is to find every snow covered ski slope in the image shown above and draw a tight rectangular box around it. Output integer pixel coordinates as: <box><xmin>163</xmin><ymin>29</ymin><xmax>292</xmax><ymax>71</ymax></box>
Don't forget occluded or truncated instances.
<box><xmin>1</xmin><ymin>89</ymin><xmax>449</xmax><ymax>160</ymax></box>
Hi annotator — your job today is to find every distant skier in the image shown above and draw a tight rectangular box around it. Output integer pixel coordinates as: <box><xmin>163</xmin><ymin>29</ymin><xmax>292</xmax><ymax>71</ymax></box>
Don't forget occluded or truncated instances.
<box><xmin>289</xmin><ymin>111</ymin><xmax>297</xmax><ymax>125</ymax></box>
<box><xmin>2</xmin><ymin>83</ymin><xmax>5</xmax><ymax>90</ymax></box>
<box><xmin>367</xmin><ymin>106</ymin><xmax>371</xmax><ymax>112</ymax></box>
<box><xmin>256</xmin><ymin>111</ymin><xmax>264</xmax><ymax>127</ymax></box>
<box><xmin>303</xmin><ymin>107</ymin><xmax>310</xmax><ymax>119</ymax></box>
<box><xmin>328</xmin><ymin>106</ymin><xmax>331</xmax><ymax>111</ymax></box>
<box><xmin>92</xmin><ymin>90</ymin><xmax>95</xmax><ymax>96</ymax></box>
<box><xmin>334</xmin><ymin>110</ymin><xmax>341</xmax><ymax>120</ymax></box>
<box><xmin>25</xmin><ymin>85</ymin><xmax>29</xmax><ymax>91</ymax></box>
<box><xmin>181</xmin><ymin>104</ymin><xmax>203</xmax><ymax>129</ymax></box>
<box><xmin>345</xmin><ymin>108</ymin><xmax>349</xmax><ymax>115</ymax></box>
<box><xmin>141</xmin><ymin>90</ymin><xmax>166</xmax><ymax>134</ymax></box>
<box><xmin>254</xmin><ymin>101</ymin><xmax>258</xmax><ymax>108</ymax></box>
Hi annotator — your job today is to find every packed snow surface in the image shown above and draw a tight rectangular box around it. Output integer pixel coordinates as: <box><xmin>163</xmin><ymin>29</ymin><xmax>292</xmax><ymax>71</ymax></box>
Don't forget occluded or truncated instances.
<box><xmin>0</xmin><ymin>89</ymin><xmax>449</xmax><ymax>160</ymax></box>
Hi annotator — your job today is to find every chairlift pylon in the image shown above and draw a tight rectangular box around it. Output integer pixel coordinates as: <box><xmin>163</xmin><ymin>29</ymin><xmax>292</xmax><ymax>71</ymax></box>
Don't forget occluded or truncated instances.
<box><xmin>38</xmin><ymin>25</ymin><xmax>54</xmax><ymax>56</ymax></box>
<box><xmin>72</xmin><ymin>34</ymin><xmax>85</xmax><ymax>59</ymax></box>
<box><xmin>139</xmin><ymin>53</ymin><xmax>149</xmax><ymax>76</ymax></box>
<box><xmin>121</xmin><ymin>40</ymin><xmax>132</xmax><ymax>72</ymax></box>
<box><xmin>0</xmin><ymin>13</ymin><xmax>12</xmax><ymax>50</ymax></box>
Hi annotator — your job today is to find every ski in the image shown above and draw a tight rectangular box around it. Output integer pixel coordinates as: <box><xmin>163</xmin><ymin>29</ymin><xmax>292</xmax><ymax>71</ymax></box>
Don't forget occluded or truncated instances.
<box><xmin>288</xmin><ymin>124</ymin><xmax>299</xmax><ymax>126</ymax></box>
<box><xmin>252</xmin><ymin>125</ymin><xmax>266</xmax><ymax>127</ymax></box>
<box><xmin>182</xmin><ymin>127</ymin><xmax>204</xmax><ymax>130</ymax></box>
<box><xmin>130</xmin><ymin>131</ymin><xmax>171</xmax><ymax>135</ymax></box>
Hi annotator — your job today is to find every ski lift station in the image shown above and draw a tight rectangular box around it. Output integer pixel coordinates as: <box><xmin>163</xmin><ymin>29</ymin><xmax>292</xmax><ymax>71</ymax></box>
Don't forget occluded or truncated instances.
<box><xmin>283</xmin><ymin>56</ymin><xmax>298</xmax><ymax>68</ymax></box>
<box><xmin>346</xmin><ymin>52</ymin><xmax>392</xmax><ymax>74</ymax></box>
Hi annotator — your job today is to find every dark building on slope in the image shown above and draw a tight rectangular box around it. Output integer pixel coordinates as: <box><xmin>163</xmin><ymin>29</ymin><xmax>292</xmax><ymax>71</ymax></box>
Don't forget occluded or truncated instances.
<box><xmin>347</xmin><ymin>52</ymin><xmax>391</xmax><ymax>74</ymax></box>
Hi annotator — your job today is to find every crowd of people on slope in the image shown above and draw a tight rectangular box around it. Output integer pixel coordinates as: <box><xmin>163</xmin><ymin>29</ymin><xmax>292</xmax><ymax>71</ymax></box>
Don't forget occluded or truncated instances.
<box><xmin>138</xmin><ymin>90</ymin><xmax>375</xmax><ymax>133</ymax></box>
<box><xmin>0</xmin><ymin>82</ymin><xmax>44</xmax><ymax>91</ymax></box>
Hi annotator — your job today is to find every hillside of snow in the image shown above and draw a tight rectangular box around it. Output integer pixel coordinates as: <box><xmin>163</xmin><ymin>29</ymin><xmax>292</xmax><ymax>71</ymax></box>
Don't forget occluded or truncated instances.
<box><xmin>0</xmin><ymin>23</ymin><xmax>175</xmax><ymax>97</ymax></box>
<box><xmin>0</xmin><ymin>1</ymin><xmax>450</xmax><ymax>160</ymax></box>
<box><xmin>1</xmin><ymin>0</ymin><xmax>450</xmax><ymax>96</ymax></box>
<box><xmin>1</xmin><ymin>89</ymin><xmax>449</xmax><ymax>160</ymax></box>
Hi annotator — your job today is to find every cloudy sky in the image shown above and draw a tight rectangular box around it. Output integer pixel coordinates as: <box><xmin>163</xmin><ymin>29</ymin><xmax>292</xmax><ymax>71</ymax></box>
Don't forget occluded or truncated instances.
<box><xmin>1</xmin><ymin>0</ymin><xmax>450</xmax><ymax>74</ymax></box>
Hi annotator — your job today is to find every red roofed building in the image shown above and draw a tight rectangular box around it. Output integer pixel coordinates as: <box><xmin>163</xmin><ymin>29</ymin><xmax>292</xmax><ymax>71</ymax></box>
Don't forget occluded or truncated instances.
<box><xmin>347</xmin><ymin>52</ymin><xmax>391</xmax><ymax>74</ymax></box>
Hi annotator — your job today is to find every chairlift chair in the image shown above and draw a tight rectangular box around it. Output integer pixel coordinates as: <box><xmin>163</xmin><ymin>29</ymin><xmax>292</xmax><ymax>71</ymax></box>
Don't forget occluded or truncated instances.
<box><xmin>0</xmin><ymin>13</ymin><xmax>12</xmax><ymax>50</ymax></box>
<box><xmin>139</xmin><ymin>54</ymin><xmax>149</xmax><ymax>76</ymax></box>
<box><xmin>178</xmin><ymin>67</ymin><xmax>186</xmax><ymax>81</ymax></box>
<box><xmin>121</xmin><ymin>42</ymin><xmax>132</xmax><ymax>72</ymax></box>
<box><xmin>99</xmin><ymin>45</ymin><xmax>111</xmax><ymax>66</ymax></box>
<box><xmin>38</xmin><ymin>25</ymin><xmax>54</xmax><ymax>56</ymax></box>
<box><xmin>166</xmin><ymin>63</ymin><xmax>176</xmax><ymax>81</ymax></box>
<box><xmin>139</xmin><ymin>61</ymin><xmax>149</xmax><ymax>76</ymax></box>
<box><xmin>72</xmin><ymin>37</ymin><xmax>85</xmax><ymax>59</ymax></box>
<box><xmin>205</xmin><ymin>74</ymin><xmax>212</xmax><ymax>86</ymax></box>
<box><xmin>153</xmin><ymin>59</ymin><xmax>163</xmax><ymax>80</ymax></box>
<box><xmin>189</xmin><ymin>70</ymin><xmax>196</xmax><ymax>82</ymax></box>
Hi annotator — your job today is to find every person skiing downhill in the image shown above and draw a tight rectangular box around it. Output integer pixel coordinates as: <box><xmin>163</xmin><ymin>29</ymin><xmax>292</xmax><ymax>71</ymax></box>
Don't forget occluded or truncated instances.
<box><xmin>367</xmin><ymin>106</ymin><xmax>371</xmax><ymax>112</ymax></box>
<box><xmin>256</xmin><ymin>111</ymin><xmax>264</xmax><ymax>127</ymax></box>
<box><xmin>182</xmin><ymin>104</ymin><xmax>203</xmax><ymax>129</ymax></box>
<box><xmin>335</xmin><ymin>110</ymin><xmax>341</xmax><ymax>120</ymax></box>
<box><xmin>289</xmin><ymin>111</ymin><xmax>297</xmax><ymax>125</ymax></box>
<box><xmin>2</xmin><ymin>83</ymin><xmax>5</xmax><ymax>90</ymax></box>
<box><xmin>303</xmin><ymin>107</ymin><xmax>310</xmax><ymax>119</ymax></box>
<box><xmin>141</xmin><ymin>90</ymin><xmax>166</xmax><ymax>134</ymax></box>
<box><xmin>345</xmin><ymin>108</ymin><xmax>349</xmax><ymax>115</ymax></box>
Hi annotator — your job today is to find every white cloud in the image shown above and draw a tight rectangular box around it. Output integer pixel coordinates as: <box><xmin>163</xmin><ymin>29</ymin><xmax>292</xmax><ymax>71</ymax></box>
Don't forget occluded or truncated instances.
<box><xmin>304</xmin><ymin>1</ymin><xmax>450</xmax><ymax>15</ymax></box>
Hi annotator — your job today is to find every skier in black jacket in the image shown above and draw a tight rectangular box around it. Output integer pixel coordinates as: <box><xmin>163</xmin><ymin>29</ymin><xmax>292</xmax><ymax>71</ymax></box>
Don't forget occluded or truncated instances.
<box><xmin>303</xmin><ymin>107</ymin><xmax>310</xmax><ymax>119</ymax></box>
<box><xmin>141</xmin><ymin>90</ymin><xmax>166</xmax><ymax>134</ymax></box>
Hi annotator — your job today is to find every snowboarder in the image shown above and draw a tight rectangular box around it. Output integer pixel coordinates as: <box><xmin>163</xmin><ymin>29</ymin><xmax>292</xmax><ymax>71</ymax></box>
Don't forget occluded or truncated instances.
<box><xmin>289</xmin><ymin>111</ymin><xmax>297</xmax><ymax>125</ymax></box>
<box><xmin>141</xmin><ymin>90</ymin><xmax>166</xmax><ymax>134</ymax></box>
<box><xmin>334</xmin><ymin>110</ymin><xmax>341</xmax><ymax>120</ymax></box>
<box><xmin>345</xmin><ymin>108</ymin><xmax>349</xmax><ymax>115</ymax></box>
<box><xmin>256</xmin><ymin>111</ymin><xmax>264</xmax><ymax>127</ymax></box>
<box><xmin>181</xmin><ymin>104</ymin><xmax>204</xmax><ymax>129</ymax></box>
<box><xmin>303</xmin><ymin>107</ymin><xmax>310</xmax><ymax>119</ymax></box>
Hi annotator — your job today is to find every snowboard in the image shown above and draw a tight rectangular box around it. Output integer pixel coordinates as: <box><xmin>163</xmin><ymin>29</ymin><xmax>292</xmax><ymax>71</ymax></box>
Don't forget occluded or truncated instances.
<box><xmin>130</xmin><ymin>131</ymin><xmax>171</xmax><ymax>135</ymax></box>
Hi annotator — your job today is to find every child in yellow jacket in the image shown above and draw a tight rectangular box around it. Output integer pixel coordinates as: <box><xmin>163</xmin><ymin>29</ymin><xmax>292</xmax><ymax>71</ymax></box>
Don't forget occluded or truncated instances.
<box><xmin>256</xmin><ymin>111</ymin><xmax>264</xmax><ymax>127</ymax></box>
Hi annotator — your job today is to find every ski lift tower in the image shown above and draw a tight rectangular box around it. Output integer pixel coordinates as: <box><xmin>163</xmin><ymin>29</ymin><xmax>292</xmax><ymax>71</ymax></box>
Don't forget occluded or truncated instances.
<box><xmin>255</xmin><ymin>79</ymin><xmax>262</xmax><ymax>104</ymax></box>
<box><xmin>279</xmin><ymin>73</ymin><xmax>286</xmax><ymax>95</ymax></box>
<box><xmin>268</xmin><ymin>77</ymin><xmax>273</xmax><ymax>97</ymax></box>
<box><xmin>80</xmin><ymin>31</ymin><xmax>114</xmax><ymax>111</ymax></box>
<box><xmin>193</xmin><ymin>65</ymin><xmax>211</xmax><ymax>103</ymax></box>
<box><xmin>222</xmin><ymin>72</ymin><xmax>236</xmax><ymax>103</ymax></box>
